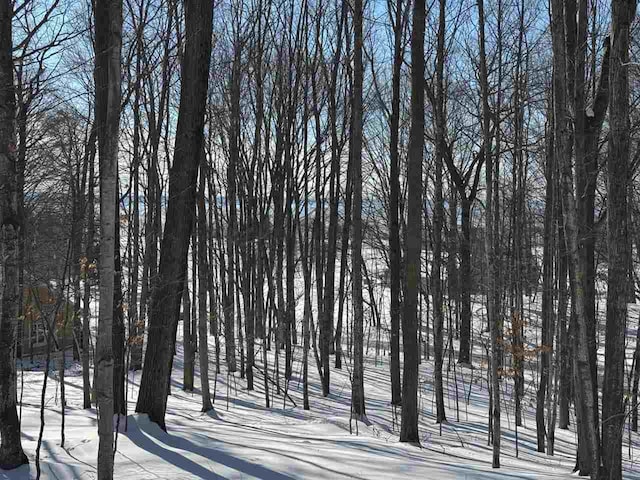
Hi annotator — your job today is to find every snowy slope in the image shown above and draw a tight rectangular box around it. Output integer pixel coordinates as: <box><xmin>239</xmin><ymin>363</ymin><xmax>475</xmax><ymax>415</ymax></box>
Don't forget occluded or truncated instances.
<box><xmin>6</xmin><ymin>331</ymin><xmax>635</xmax><ymax>479</ymax></box>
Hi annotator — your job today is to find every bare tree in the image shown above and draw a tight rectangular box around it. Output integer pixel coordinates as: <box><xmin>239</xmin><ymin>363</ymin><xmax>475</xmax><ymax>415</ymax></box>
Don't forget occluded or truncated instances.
<box><xmin>197</xmin><ymin>166</ymin><xmax>213</xmax><ymax>412</ymax></box>
<box><xmin>0</xmin><ymin>0</ymin><xmax>28</xmax><ymax>470</ymax></box>
<box><xmin>431</xmin><ymin>0</ymin><xmax>446</xmax><ymax>425</ymax></box>
<box><xmin>94</xmin><ymin>0</ymin><xmax>122</xmax><ymax>476</ymax></box>
<box><xmin>135</xmin><ymin>0</ymin><xmax>214</xmax><ymax>430</ymax></box>
<box><xmin>350</xmin><ymin>0</ymin><xmax>365</xmax><ymax>420</ymax></box>
<box><xmin>387</xmin><ymin>0</ymin><xmax>405</xmax><ymax>407</ymax></box>
<box><xmin>602</xmin><ymin>1</ymin><xmax>636</xmax><ymax>478</ymax></box>
<box><xmin>399</xmin><ymin>0</ymin><xmax>425</xmax><ymax>444</ymax></box>
<box><xmin>551</xmin><ymin>0</ymin><xmax>599</xmax><ymax>475</ymax></box>
<box><xmin>477</xmin><ymin>0</ymin><xmax>499</xmax><ymax>468</ymax></box>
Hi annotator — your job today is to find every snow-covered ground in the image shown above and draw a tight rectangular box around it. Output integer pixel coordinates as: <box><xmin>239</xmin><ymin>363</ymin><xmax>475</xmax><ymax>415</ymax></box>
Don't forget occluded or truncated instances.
<box><xmin>4</xmin><ymin>254</ymin><xmax>640</xmax><ymax>480</ymax></box>
<box><xmin>6</xmin><ymin>316</ymin><xmax>640</xmax><ymax>480</ymax></box>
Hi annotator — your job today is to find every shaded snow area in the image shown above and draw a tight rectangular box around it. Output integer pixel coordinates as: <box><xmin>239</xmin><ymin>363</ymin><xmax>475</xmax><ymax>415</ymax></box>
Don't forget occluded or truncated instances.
<box><xmin>4</xmin><ymin>310</ymin><xmax>640</xmax><ymax>479</ymax></box>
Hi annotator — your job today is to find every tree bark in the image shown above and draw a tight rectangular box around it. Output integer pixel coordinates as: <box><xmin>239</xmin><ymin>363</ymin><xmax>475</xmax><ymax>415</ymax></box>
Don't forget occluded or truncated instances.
<box><xmin>387</xmin><ymin>0</ymin><xmax>404</xmax><ymax>407</ymax></box>
<box><xmin>82</xmin><ymin>131</ymin><xmax>96</xmax><ymax>409</ymax></box>
<box><xmin>225</xmin><ymin>42</ymin><xmax>241</xmax><ymax>374</ymax></box>
<box><xmin>0</xmin><ymin>1</ymin><xmax>28</xmax><ymax>468</ymax></box>
<box><xmin>113</xmin><ymin>181</ymin><xmax>125</xmax><ymax>416</ymax></box>
<box><xmin>477</xmin><ymin>0</ymin><xmax>499</xmax><ymax>467</ymax></box>
<box><xmin>432</xmin><ymin>0</ymin><xmax>447</xmax><ymax>425</ymax></box>
<box><xmin>400</xmin><ymin>0</ymin><xmax>425</xmax><ymax>443</ymax></box>
<box><xmin>602</xmin><ymin>2</ymin><xmax>635</xmax><ymax>478</ymax></box>
<box><xmin>537</xmin><ymin>95</ymin><xmax>555</xmax><ymax>452</ymax></box>
<box><xmin>183</xmin><ymin>275</ymin><xmax>194</xmax><ymax>391</ymax></box>
<box><xmin>551</xmin><ymin>0</ymin><xmax>600</xmax><ymax>475</ymax></box>
<box><xmin>135</xmin><ymin>0</ymin><xmax>213</xmax><ymax>430</ymax></box>
<box><xmin>197</xmin><ymin>169</ymin><xmax>213</xmax><ymax>412</ymax></box>
<box><xmin>94</xmin><ymin>0</ymin><xmax>122</xmax><ymax>475</ymax></box>
<box><xmin>350</xmin><ymin>0</ymin><xmax>365</xmax><ymax>419</ymax></box>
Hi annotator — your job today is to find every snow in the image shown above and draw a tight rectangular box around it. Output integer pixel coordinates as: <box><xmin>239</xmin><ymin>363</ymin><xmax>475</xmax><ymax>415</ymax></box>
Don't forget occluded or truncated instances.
<box><xmin>4</xmin><ymin>289</ymin><xmax>640</xmax><ymax>478</ymax></box>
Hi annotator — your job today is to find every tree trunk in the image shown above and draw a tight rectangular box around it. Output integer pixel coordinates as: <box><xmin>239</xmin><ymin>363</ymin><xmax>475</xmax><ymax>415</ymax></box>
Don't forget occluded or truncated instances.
<box><xmin>197</xmin><ymin>169</ymin><xmax>213</xmax><ymax>412</ymax></box>
<box><xmin>0</xmin><ymin>2</ymin><xmax>28</xmax><ymax>468</ymax></box>
<box><xmin>336</xmin><ymin>143</ymin><xmax>353</xmax><ymax>371</ymax></box>
<box><xmin>432</xmin><ymin>0</ymin><xmax>447</xmax><ymax>425</ymax></box>
<box><xmin>82</xmin><ymin>131</ymin><xmax>96</xmax><ymax>409</ymax></box>
<box><xmin>113</xmin><ymin>181</ymin><xmax>125</xmax><ymax>416</ymax></box>
<box><xmin>477</xmin><ymin>0</ymin><xmax>499</xmax><ymax>467</ymax></box>
<box><xmin>557</xmin><ymin>197</ymin><xmax>570</xmax><ymax>430</ymax></box>
<box><xmin>225</xmin><ymin>43</ymin><xmax>241</xmax><ymax>374</ymax></box>
<box><xmin>602</xmin><ymin>2</ymin><xmax>635</xmax><ymax>478</ymax></box>
<box><xmin>399</xmin><ymin>0</ymin><xmax>425</xmax><ymax>443</ymax></box>
<box><xmin>324</xmin><ymin>0</ymin><xmax>346</xmax><ymax>368</ymax></box>
<box><xmin>350</xmin><ymin>0</ymin><xmax>365</xmax><ymax>419</ymax></box>
<box><xmin>135</xmin><ymin>0</ymin><xmax>213</xmax><ymax>430</ymax></box>
<box><xmin>183</xmin><ymin>275</ymin><xmax>194</xmax><ymax>391</ymax></box>
<box><xmin>387</xmin><ymin>0</ymin><xmax>404</xmax><ymax>407</ymax></box>
<box><xmin>458</xmin><ymin>198</ymin><xmax>472</xmax><ymax>364</ymax></box>
<box><xmin>632</xmin><ymin>230</ymin><xmax>640</xmax><ymax>432</ymax></box>
<box><xmin>537</xmin><ymin>96</ymin><xmax>555</xmax><ymax>452</ymax></box>
<box><xmin>551</xmin><ymin>0</ymin><xmax>600</xmax><ymax>474</ymax></box>
<box><xmin>94</xmin><ymin>0</ymin><xmax>122</xmax><ymax>475</ymax></box>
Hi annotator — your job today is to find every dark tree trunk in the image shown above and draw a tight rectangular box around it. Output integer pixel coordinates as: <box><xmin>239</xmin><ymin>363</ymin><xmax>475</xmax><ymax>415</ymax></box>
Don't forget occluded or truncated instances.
<box><xmin>94</xmin><ymin>0</ymin><xmax>122</xmax><ymax>475</ymax></box>
<box><xmin>432</xmin><ymin>0</ymin><xmax>447</xmax><ymax>425</ymax></box>
<box><xmin>477</xmin><ymin>0</ymin><xmax>500</xmax><ymax>467</ymax></box>
<box><xmin>225</xmin><ymin>43</ymin><xmax>241</xmax><ymax>374</ymax></box>
<box><xmin>350</xmin><ymin>0</ymin><xmax>365</xmax><ymax>419</ymax></box>
<box><xmin>557</xmin><ymin>196</ymin><xmax>570</xmax><ymax>430</ymax></box>
<box><xmin>135</xmin><ymin>0</ymin><xmax>213</xmax><ymax>430</ymax></box>
<box><xmin>602</xmin><ymin>2</ymin><xmax>635</xmax><ymax>478</ymax></box>
<box><xmin>197</xmin><ymin>169</ymin><xmax>213</xmax><ymax>411</ymax></box>
<box><xmin>551</xmin><ymin>0</ymin><xmax>600</xmax><ymax>474</ymax></box>
<box><xmin>387</xmin><ymin>0</ymin><xmax>403</xmax><ymax>407</ymax></box>
<box><xmin>632</xmin><ymin>230</ymin><xmax>640</xmax><ymax>432</ymax></box>
<box><xmin>399</xmin><ymin>0</ymin><xmax>425</xmax><ymax>444</ymax></box>
<box><xmin>113</xmin><ymin>182</ymin><xmax>125</xmax><ymax>416</ymax></box>
<box><xmin>311</xmin><ymin>58</ymin><xmax>328</xmax><ymax>393</ymax></box>
<box><xmin>183</xmin><ymin>275</ymin><xmax>194</xmax><ymax>391</ymax></box>
<box><xmin>82</xmin><ymin>131</ymin><xmax>96</xmax><ymax>408</ymax></box>
<box><xmin>324</xmin><ymin>0</ymin><xmax>346</xmax><ymax>368</ymax></box>
<box><xmin>537</xmin><ymin>98</ymin><xmax>555</xmax><ymax>452</ymax></box>
<box><xmin>458</xmin><ymin>198</ymin><xmax>472</xmax><ymax>364</ymax></box>
<box><xmin>285</xmin><ymin>152</ymin><xmax>295</xmax><ymax>380</ymax></box>
<box><xmin>0</xmin><ymin>2</ymin><xmax>28</xmax><ymax>468</ymax></box>
<box><xmin>335</xmin><ymin>146</ymin><xmax>353</xmax><ymax>371</ymax></box>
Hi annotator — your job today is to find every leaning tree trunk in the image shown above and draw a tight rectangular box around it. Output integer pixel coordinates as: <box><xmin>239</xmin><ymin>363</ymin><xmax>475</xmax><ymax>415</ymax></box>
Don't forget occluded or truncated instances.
<box><xmin>135</xmin><ymin>0</ymin><xmax>214</xmax><ymax>430</ymax></box>
<box><xmin>0</xmin><ymin>1</ymin><xmax>29</xmax><ymax>469</ymax></box>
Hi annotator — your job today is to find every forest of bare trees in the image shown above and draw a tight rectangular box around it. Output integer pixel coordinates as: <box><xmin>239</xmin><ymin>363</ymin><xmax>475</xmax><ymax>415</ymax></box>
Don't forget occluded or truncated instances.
<box><xmin>1</xmin><ymin>0</ymin><xmax>639</xmax><ymax>479</ymax></box>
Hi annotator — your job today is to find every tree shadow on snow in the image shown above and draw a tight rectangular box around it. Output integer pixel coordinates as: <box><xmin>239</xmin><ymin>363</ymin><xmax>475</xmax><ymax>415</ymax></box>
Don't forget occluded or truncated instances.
<box><xmin>126</xmin><ymin>414</ymin><xmax>297</xmax><ymax>480</ymax></box>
